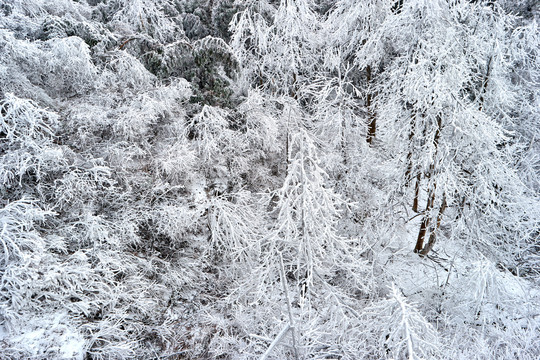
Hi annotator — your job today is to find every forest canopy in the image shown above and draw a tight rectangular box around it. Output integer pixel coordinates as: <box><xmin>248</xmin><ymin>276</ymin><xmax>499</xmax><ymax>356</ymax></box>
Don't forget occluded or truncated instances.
<box><xmin>0</xmin><ymin>0</ymin><xmax>538</xmax><ymax>359</ymax></box>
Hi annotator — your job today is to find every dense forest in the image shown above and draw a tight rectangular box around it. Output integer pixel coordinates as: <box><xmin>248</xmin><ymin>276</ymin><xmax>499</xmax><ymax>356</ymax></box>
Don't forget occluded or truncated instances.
<box><xmin>0</xmin><ymin>0</ymin><xmax>539</xmax><ymax>359</ymax></box>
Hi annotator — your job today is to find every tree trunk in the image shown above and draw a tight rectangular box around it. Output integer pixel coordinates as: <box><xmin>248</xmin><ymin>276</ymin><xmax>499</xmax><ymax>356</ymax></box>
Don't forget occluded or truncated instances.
<box><xmin>414</xmin><ymin>182</ymin><xmax>437</xmax><ymax>252</ymax></box>
<box><xmin>414</xmin><ymin>114</ymin><xmax>442</xmax><ymax>253</ymax></box>
<box><xmin>404</xmin><ymin>112</ymin><xmax>416</xmax><ymax>182</ymax></box>
<box><xmin>291</xmin><ymin>72</ymin><xmax>299</xmax><ymax>100</ymax></box>
<box><xmin>366</xmin><ymin>65</ymin><xmax>377</xmax><ymax>144</ymax></box>
<box><xmin>340</xmin><ymin>102</ymin><xmax>348</xmax><ymax>167</ymax></box>
<box><xmin>419</xmin><ymin>194</ymin><xmax>447</xmax><ymax>256</ymax></box>
<box><xmin>412</xmin><ymin>173</ymin><xmax>421</xmax><ymax>213</ymax></box>
<box><xmin>478</xmin><ymin>55</ymin><xmax>492</xmax><ymax>111</ymax></box>
<box><xmin>406</xmin><ymin>110</ymin><xmax>420</xmax><ymax>212</ymax></box>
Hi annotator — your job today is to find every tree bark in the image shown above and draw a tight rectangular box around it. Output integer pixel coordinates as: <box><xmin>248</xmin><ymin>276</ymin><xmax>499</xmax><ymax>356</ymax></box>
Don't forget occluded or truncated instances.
<box><xmin>419</xmin><ymin>194</ymin><xmax>447</xmax><ymax>256</ymax></box>
<box><xmin>414</xmin><ymin>114</ymin><xmax>442</xmax><ymax>253</ymax></box>
<box><xmin>415</xmin><ymin>182</ymin><xmax>437</xmax><ymax>253</ymax></box>
<box><xmin>406</xmin><ymin>110</ymin><xmax>420</xmax><ymax>212</ymax></box>
<box><xmin>366</xmin><ymin>65</ymin><xmax>377</xmax><ymax>144</ymax></box>
<box><xmin>478</xmin><ymin>55</ymin><xmax>492</xmax><ymax>111</ymax></box>
<box><xmin>412</xmin><ymin>173</ymin><xmax>421</xmax><ymax>213</ymax></box>
<box><xmin>404</xmin><ymin>112</ymin><xmax>416</xmax><ymax>181</ymax></box>
<box><xmin>291</xmin><ymin>72</ymin><xmax>299</xmax><ymax>100</ymax></box>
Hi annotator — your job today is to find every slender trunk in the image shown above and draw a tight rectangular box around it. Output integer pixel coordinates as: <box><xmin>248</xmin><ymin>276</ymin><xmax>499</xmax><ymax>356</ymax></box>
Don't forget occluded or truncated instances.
<box><xmin>415</xmin><ymin>215</ymin><xmax>430</xmax><ymax>253</ymax></box>
<box><xmin>404</xmin><ymin>115</ymin><xmax>416</xmax><ymax>182</ymax></box>
<box><xmin>286</xmin><ymin>109</ymin><xmax>291</xmax><ymax>168</ymax></box>
<box><xmin>339</xmin><ymin>68</ymin><xmax>348</xmax><ymax>169</ymax></box>
<box><xmin>285</xmin><ymin>131</ymin><xmax>289</xmax><ymax>166</ymax></box>
<box><xmin>405</xmin><ymin>157</ymin><xmax>413</xmax><ymax>183</ymax></box>
<box><xmin>478</xmin><ymin>55</ymin><xmax>492</xmax><ymax>112</ymax></box>
<box><xmin>419</xmin><ymin>194</ymin><xmax>447</xmax><ymax>256</ymax></box>
<box><xmin>291</xmin><ymin>72</ymin><xmax>298</xmax><ymax>100</ymax></box>
<box><xmin>337</xmin><ymin>66</ymin><xmax>348</xmax><ymax>167</ymax></box>
<box><xmin>279</xmin><ymin>254</ymin><xmax>300</xmax><ymax>360</ymax></box>
<box><xmin>342</xmin><ymin>114</ymin><xmax>347</xmax><ymax>166</ymax></box>
<box><xmin>406</xmin><ymin>110</ymin><xmax>421</xmax><ymax>212</ymax></box>
<box><xmin>404</xmin><ymin>114</ymin><xmax>415</xmax><ymax>181</ymax></box>
<box><xmin>415</xmin><ymin>114</ymin><xmax>442</xmax><ymax>253</ymax></box>
<box><xmin>366</xmin><ymin>65</ymin><xmax>377</xmax><ymax>144</ymax></box>
<box><xmin>412</xmin><ymin>173</ymin><xmax>421</xmax><ymax>213</ymax></box>
<box><xmin>455</xmin><ymin>194</ymin><xmax>467</xmax><ymax>221</ymax></box>
<box><xmin>414</xmin><ymin>181</ymin><xmax>437</xmax><ymax>252</ymax></box>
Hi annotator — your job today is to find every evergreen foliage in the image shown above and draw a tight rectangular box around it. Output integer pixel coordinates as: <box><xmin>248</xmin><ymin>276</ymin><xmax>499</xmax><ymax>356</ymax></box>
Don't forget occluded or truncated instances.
<box><xmin>0</xmin><ymin>0</ymin><xmax>538</xmax><ymax>359</ymax></box>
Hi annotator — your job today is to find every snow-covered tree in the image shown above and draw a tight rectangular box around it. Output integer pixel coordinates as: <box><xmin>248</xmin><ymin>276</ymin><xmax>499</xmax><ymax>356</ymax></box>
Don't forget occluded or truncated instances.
<box><xmin>0</xmin><ymin>0</ymin><xmax>538</xmax><ymax>358</ymax></box>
